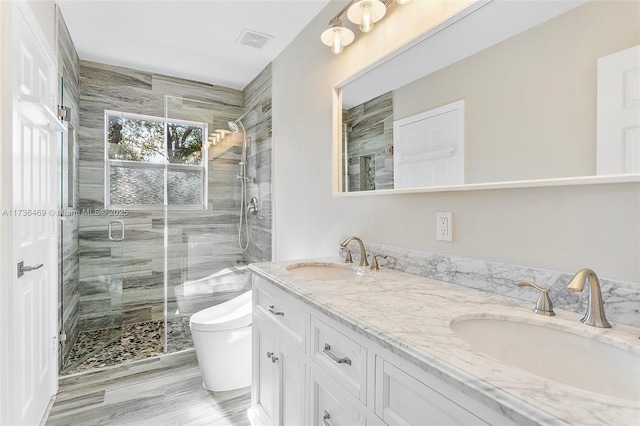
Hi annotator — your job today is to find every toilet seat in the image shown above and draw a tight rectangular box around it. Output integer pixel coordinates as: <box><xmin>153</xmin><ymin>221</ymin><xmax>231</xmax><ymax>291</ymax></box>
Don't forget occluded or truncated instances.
<box><xmin>189</xmin><ymin>290</ymin><xmax>252</xmax><ymax>332</ymax></box>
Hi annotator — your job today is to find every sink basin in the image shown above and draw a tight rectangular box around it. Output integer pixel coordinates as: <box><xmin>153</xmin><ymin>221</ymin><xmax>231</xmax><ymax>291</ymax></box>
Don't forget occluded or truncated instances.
<box><xmin>286</xmin><ymin>262</ymin><xmax>363</xmax><ymax>280</ymax></box>
<box><xmin>451</xmin><ymin>317</ymin><xmax>640</xmax><ymax>401</ymax></box>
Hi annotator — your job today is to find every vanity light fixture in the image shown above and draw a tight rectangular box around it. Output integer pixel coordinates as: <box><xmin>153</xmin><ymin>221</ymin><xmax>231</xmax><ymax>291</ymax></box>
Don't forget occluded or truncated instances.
<box><xmin>321</xmin><ymin>19</ymin><xmax>355</xmax><ymax>54</ymax></box>
<box><xmin>321</xmin><ymin>0</ymin><xmax>411</xmax><ymax>54</ymax></box>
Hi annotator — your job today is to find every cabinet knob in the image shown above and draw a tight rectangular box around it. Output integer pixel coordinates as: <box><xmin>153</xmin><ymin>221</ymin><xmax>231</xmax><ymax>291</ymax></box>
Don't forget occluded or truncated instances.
<box><xmin>266</xmin><ymin>351</ymin><xmax>274</xmax><ymax>359</ymax></box>
<box><xmin>271</xmin><ymin>355</ymin><xmax>279</xmax><ymax>363</ymax></box>
<box><xmin>322</xmin><ymin>410</ymin><xmax>332</xmax><ymax>426</ymax></box>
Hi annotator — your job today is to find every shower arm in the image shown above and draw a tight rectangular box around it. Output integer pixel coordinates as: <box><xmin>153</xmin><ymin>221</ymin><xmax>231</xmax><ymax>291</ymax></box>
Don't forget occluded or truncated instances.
<box><xmin>230</xmin><ymin>105</ymin><xmax>258</xmax><ymax>125</ymax></box>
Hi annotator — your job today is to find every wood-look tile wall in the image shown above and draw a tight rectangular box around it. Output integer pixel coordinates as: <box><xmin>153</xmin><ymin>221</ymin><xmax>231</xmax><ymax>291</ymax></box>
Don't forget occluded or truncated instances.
<box><xmin>345</xmin><ymin>91</ymin><xmax>394</xmax><ymax>192</ymax></box>
<box><xmin>242</xmin><ymin>64</ymin><xmax>272</xmax><ymax>262</ymax></box>
<box><xmin>77</xmin><ymin>60</ymin><xmax>272</xmax><ymax>331</ymax></box>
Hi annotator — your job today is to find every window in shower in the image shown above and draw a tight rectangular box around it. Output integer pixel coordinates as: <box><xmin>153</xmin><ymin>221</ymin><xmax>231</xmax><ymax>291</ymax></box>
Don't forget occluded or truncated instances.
<box><xmin>105</xmin><ymin>110</ymin><xmax>208</xmax><ymax>209</ymax></box>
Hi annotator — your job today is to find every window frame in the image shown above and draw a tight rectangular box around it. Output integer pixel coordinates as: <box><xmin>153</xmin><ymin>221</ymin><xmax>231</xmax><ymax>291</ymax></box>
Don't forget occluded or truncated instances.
<box><xmin>104</xmin><ymin>110</ymin><xmax>208</xmax><ymax>210</ymax></box>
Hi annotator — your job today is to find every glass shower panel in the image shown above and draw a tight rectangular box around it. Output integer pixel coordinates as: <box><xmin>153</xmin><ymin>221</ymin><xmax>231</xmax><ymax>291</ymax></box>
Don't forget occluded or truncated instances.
<box><xmin>164</xmin><ymin>96</ymin><xmax>248</xmax><ymax>353</ymax></box>
<box><xmin>61</xmin><ymin>207</ymin><xmax>125</xmax><ymax>374</ymax></box>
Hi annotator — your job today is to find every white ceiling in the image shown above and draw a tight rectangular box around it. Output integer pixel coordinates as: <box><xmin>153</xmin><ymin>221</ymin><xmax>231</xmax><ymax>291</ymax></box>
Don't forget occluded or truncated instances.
<box><xmin>56</xmin><ymin>0</ymin><xmax>331</xmax><ymax>90</ymax></box>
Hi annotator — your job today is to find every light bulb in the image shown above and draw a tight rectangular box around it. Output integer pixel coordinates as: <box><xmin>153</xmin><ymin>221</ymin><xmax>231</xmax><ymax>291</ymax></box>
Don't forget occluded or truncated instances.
<box><xmin>332</xmin><ymin>28</ymin><xmax>343</xmax><ymax>54</ymax></box>
<box><xmin>360</xmin><ymin>3</ymin><xmax>373</xmax><ymax>33</ymax></box>
<box><xmin>321</xmin><ymin>23</ymin><xmax>354</xmax><ymax>54</ymax></box>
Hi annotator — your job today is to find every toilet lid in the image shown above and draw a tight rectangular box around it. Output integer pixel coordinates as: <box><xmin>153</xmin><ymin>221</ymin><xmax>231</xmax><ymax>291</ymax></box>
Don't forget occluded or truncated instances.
<box><xmin>189</xmin><ymin>290</ymin><xmax>252</xmax><ymax>332</ymax></box>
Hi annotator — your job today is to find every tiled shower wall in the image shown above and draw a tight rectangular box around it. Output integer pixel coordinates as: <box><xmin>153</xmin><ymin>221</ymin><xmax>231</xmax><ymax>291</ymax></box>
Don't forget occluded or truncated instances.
<box><xmin>57</xmin><ymin>6</ymin><xmax>80</xmax><ymax>366</ymax></box>
<box><xmin>242</xmin><ymin>64</ymin><xmax>272</xmax><ymax>262</ymax></box>
<box><xmin>345</xmin><ymin>91</ymin><xmax>394</xmax><ymax>192</ymax></box>
<box><xmin>77</xmin><ymin>61</ymin><xmax>272</xmax><ymax>331</ymax></box>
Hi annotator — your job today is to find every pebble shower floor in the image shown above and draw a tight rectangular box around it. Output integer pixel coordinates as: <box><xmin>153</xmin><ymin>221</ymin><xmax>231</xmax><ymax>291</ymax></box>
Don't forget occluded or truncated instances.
<box><xmin>62</xmin><ymin>316</ymin><xmax>193</xmax><ymax>374</ymax></box>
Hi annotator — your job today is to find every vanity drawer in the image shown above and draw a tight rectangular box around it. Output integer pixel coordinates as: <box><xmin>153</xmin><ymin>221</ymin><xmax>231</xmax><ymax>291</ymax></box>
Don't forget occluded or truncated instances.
<box><xmin>254</xmin><ymin>277</ymin><xmax>305</xmax><ymax>349</ymax></box>
<box><xmin>312</xmin><ymin>318</ymin><xmax>367</xmax><ymax>402</ymax></box>
<box><xmin>311</xmin><ymin>367</ymin><xmax>366</xmax><ymax>426</ymax></box>
<box><xmin>375</xmin><ymin>358</ymin><xmax>491</xmax><ymax>426</ymax></box>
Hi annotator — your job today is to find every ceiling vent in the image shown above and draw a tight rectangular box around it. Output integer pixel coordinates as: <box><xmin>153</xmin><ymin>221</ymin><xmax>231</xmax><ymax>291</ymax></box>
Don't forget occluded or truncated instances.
<box><xmin>236</xmin><ymin>29</ymin><xmax>273</xmax><ymax>49</ymax></box>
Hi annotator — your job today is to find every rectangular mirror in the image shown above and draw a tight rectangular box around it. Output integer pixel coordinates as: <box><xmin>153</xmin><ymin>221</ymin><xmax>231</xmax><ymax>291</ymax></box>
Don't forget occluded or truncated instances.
<box><xmin>335</xmin><ymin>0</ymin><xmax>640</xmax><ymax>194</ymax></box>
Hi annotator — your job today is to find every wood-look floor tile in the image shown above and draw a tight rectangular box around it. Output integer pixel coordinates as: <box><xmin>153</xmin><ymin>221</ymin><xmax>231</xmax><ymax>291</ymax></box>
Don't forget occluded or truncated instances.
<box><xmin>47</xmin><ymin>352</ymin><xmax>250</xmax><ymax>426</ymax></box>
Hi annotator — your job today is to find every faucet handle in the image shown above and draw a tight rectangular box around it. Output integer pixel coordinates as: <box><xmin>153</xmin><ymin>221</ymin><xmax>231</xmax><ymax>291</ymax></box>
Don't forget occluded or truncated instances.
<box><xmin>517</xmin><ymin>281</ymin><xmax>555</xmax><ymax>316</ymax></box>
<box><xmin>344</xmin><ymin>249</ymin><xmax>353</xmax><ymax>264</ymax></box>
<box><xmin>371</xmin><ymin>254</ymin><xmax>388</xmax><ymax>271</ymax></box>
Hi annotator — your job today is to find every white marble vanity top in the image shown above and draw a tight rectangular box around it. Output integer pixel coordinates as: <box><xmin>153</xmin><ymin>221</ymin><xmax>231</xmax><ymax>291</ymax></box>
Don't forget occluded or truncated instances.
<box><xmin>249</xmin><ymin>258</ymin><xmax>640</xmax><ymax>426</ymax></box>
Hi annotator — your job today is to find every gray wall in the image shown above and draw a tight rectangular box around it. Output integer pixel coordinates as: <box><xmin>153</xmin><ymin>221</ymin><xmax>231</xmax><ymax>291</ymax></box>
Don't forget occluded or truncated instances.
<box><xmin>77</xmin><ymin>61</ymin><xmax>272</xmax><ymax>331</ymax></box>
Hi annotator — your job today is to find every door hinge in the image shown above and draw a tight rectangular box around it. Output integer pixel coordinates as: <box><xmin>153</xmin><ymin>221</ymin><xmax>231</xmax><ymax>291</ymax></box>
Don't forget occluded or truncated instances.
<box><xmin>58</xmin><ymin>105</ymin><xmax>71</xmax><ymax>122</ymax></box>
<box><xmin>59</xmin><ymin>332</ymin><xmax>67</xmax><ymax>344</ymax></box>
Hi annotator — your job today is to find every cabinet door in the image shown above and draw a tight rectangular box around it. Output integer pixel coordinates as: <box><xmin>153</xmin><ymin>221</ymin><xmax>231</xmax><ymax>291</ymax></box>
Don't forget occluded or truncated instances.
<box><xmin>252</xmin><ymin>316</ymin><xmax>278</xmax><ymax>425</ymax></box>
<box><xmin>252</xmin><ymin>311</ymin><xmax>306</xmax><ymax>426</ymax></box>
<box><xmin>278</xmin><ymin>334</ymin><xmax>306</xmax><ymax>426</ymax></box>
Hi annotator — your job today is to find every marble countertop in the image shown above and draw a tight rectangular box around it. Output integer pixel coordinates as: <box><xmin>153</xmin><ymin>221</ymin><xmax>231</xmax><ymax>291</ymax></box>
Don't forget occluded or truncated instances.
<box><xmin>249</xmin><ymin>258</ymin><xmax>640</xmax><ymax>426</ymax></box>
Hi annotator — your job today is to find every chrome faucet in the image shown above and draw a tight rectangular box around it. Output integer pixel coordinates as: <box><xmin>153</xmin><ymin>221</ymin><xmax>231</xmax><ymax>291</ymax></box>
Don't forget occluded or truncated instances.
<box><xmin>340</xmin><ymin>236</ymin><xmax>369</xmax><ymax>267</ymax></box>
<box><xmin>567</xmin><ymin>268</ymin><xmax>612</xmax><ymax>328</ymax></box>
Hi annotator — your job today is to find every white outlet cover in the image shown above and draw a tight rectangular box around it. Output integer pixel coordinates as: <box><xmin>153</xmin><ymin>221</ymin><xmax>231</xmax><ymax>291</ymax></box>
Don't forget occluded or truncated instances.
<box><xmin>436</xmin><ymin>212</ymin><xmax>453</xmax><ymax>242</ymax></box>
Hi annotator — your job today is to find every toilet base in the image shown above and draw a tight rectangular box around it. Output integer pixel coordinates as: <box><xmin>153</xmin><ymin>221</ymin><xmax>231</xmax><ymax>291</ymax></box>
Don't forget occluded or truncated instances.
<box><xmin>192</xmin><ymin>325</ymin><xmax>252</xmax><ymax>392</ymax></box>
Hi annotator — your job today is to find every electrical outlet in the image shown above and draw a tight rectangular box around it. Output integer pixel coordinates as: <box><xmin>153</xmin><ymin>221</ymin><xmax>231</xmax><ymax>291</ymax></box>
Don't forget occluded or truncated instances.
<box><xmin>436</xmin><ymin>212</ymin><xmax>453</xmax><ymax>242</ymax></box>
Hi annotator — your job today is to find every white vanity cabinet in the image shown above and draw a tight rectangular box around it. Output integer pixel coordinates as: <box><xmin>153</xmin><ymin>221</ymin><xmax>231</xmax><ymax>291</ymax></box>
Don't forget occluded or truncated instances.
<box><xmin>250</xmin><ymin>274</ymin><xmax>513</xmax><ymax>426</ymax></box>
<box><xmin>250</xmin><ymin>279</ymin><xmax>306</xmax><ymax>426</ymax></box>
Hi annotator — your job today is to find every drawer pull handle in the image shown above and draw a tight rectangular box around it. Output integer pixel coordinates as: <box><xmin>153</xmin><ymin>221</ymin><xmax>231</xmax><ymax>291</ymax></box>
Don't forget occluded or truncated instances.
<box><xmin>322</xmin><ymin>410</ymin><xmax>332</xmax><ymax>426</ymax></box>
<box><xmin>323</xmin><ymin>343</ymin><xmax>351</xmax><ymax>365</ymax></box>
<box><xmin>268</xmin><ymin>304</ymin><xmax>285</xmax><ymax>316</ymax></box>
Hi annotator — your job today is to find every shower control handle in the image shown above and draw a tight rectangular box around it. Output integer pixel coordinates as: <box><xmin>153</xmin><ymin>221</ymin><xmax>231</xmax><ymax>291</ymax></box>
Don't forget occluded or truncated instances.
<box><xmin>247</xmin><ymin>197</ymin><xmax>258</xmax><ymax>215</ymax></box>
<box><xmin>268</xmin><ymin>305</ymin><xmax>284</xmax><ymax>316</ymax></box>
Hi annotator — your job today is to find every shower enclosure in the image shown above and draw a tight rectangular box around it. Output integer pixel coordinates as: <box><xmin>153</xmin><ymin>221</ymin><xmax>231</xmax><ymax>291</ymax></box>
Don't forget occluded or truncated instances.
<box><xmin>59</xmin><ymin>78</ymin><xmax>272</xmax><ymax>374</ymax></box>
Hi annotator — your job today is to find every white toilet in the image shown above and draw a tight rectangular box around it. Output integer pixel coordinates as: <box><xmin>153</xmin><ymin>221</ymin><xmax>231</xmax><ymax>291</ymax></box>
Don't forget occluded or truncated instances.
<box><xmin>189</xmin><ymin>289</ymin><xmax>252</xmax><ymax>391</ymax></box>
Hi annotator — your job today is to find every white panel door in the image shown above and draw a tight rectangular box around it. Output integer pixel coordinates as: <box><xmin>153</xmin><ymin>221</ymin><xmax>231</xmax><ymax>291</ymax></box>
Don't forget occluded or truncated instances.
<box><xmin>393</xmin><ymin>100</ymin><xmax>465</xmax><ymax>188</ymax></box>
<box><xmin>8</xmin><ymin>3</ymin><xmax>59</xmax><ymax>425</ymax></box>
<box><xmin>597</xmin><ymin>45</ymin><xmax>640</xmax><ymax>175</ymax></box>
